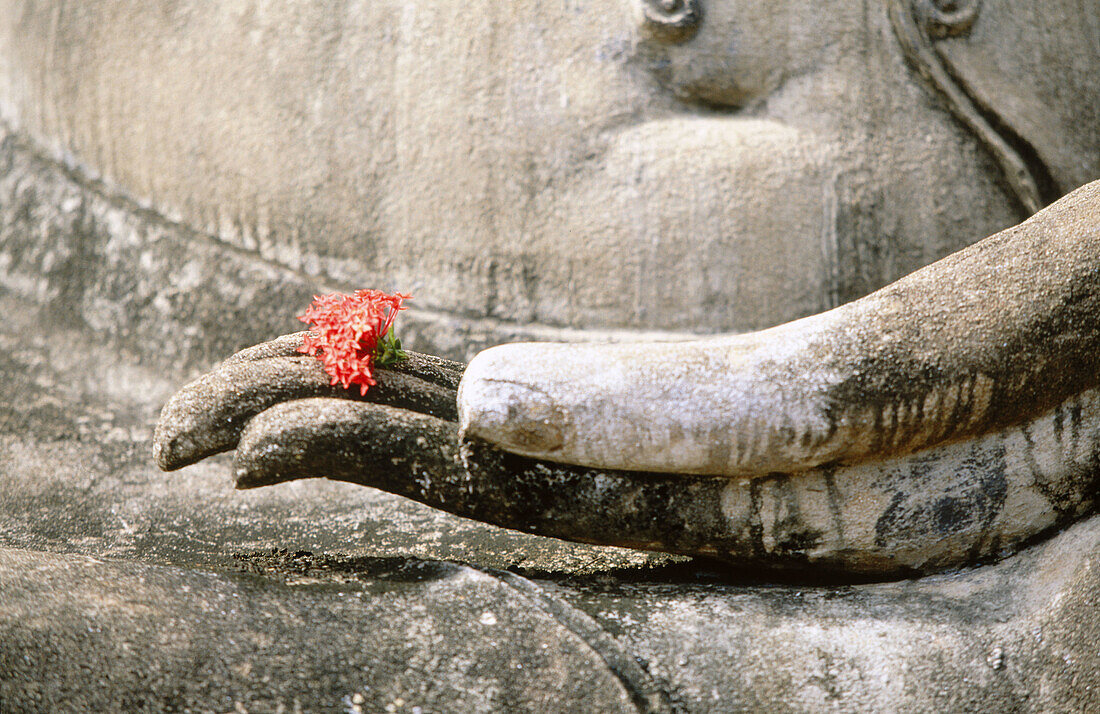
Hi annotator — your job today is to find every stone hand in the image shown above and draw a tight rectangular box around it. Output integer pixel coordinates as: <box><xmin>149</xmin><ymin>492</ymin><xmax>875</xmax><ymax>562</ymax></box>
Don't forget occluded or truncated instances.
<box><xmin>156</xmin><ymin>181</ymin><xmax>1100</xmax><ymax>577</ymax></box>
<box><xmin>155</xmin><ymin>339</ymin><xmax>789</xmax><ymax>573</ymax></box>
<box><xmin>153</xmin><ymin>334</ymin><xmax>464</xmax><ymax>471</ymax></box>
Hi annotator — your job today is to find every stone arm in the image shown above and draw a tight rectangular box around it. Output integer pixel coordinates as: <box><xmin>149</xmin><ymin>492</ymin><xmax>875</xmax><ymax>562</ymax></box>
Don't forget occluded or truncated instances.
<box><xmin>156</xmin><ymin>181</ymin><xmax>1100</xmax><ymax>578</ymax></box>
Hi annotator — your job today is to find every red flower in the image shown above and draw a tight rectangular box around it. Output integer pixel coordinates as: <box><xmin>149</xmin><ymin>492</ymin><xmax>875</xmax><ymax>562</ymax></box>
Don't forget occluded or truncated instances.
<box><xmin>297</xmin><ymin>289</ymin><xmax>410</xmax><ymax>395</ymax></box>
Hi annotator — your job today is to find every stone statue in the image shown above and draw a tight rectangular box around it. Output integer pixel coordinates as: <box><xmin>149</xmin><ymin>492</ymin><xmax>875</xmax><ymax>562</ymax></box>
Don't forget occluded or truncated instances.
<box><xmin>3</xmin><ymin>0</ymin><xmax>1100</xmax><ymax>709</ymax></box>
<box><xmin>143</xmin><ymin>0</ymin><xmax>1100</xmax><ymax>576</ymax></box>
<box><xmin>155</xmin><ymin>180</ymin><xmax>1100</xmax><ymax>576</ymax></box>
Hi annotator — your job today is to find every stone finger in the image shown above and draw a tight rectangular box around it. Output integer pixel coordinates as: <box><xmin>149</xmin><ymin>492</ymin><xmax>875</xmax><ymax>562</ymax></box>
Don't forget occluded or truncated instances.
<box><xmin>233</xmin><ymin>398</ymin><xmax>459</xmax><ymax>490</ymax></box>
<box><xmin>221</xmin><ymin>331</ymin><xmax>465</xmax><ymax>389</ymax></box>
<box><xmin>154</xmin><ymin>356</ymin><xmax>456</xmax><ymax>471</ymax></box>
<box><xmin>233</xmin><ymin>399</ymin><xmax>737</xmax><ymax>563</ymax></box>
<box><xmin>230</xmin><ymin>399</ymin><xmax>814</xmax><ymax>572</ymax></box>
<box><xmin>460</xmin><ymin>181</ymin><xmax>1100</xmax><ymax>476</ymax></box>
<box><xmin>219</xmin><ymin>331</ymin><xmax>313</xmax><ymax>365</ymax></box>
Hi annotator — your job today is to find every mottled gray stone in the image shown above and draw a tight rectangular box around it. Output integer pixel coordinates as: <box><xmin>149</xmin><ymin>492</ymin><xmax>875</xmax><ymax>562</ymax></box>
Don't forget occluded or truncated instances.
<box><xmin>2</xmin><ymin>0</ymin><xmax>1100</xmax><ymax>709</ymax></box>
<box><xmin>2</xmin><ymin>128</ymin><xmax>1100</xmax><ymax>712</ymax></box>
<box><xmin>4</xmin><ymin>314</ymin><xmax>1100</xmax><ymax>714</ymax></box>
<box><xmin>0</xmin><ymin>549</ymin><xmax>646</xmax><ymax>714</ymax></box>
<box><xmin>4</xmin><ymin>0</ymin><xmax>1080</xmax><ymax>336</ymax></box>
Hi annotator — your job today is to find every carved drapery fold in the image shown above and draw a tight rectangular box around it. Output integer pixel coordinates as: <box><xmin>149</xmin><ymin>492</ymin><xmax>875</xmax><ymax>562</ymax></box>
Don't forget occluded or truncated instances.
<box><xmin>889</xmin><ymin>0</ymin><xmax>1047</xmax><ymax>215</ymax></box>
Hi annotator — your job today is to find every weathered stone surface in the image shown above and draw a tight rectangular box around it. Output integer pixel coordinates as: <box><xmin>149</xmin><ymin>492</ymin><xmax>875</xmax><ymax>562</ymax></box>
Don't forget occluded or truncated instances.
<box><xmin>0</xmin><ymin>127</ymin><xmax>689</xmax><ymax>369</ymax></box>
<box><xmin>0</xmin><ymin>281</ymin><xmax>675</xmax><ymax>710</ymax></box>
<box><xmin>2</xmin><ymin>289</ymin><xmax>1100</xmax><ymax>712</ymax></box>
<box><xmin>0</xmin><ymin>287</ymin><xmax>663</xmax><ymax>576</ymax></box>
<box><xmin>461</xmin><ymin>182</ymin><xmax>1100</xmax><ymax>476</ymax></box>
<box><xmin>143</xmin><ymin>181</ymin><xmax>1100</xmax><ymax>577</ymax></box>
<box><xmin>3</xmin><ymin>0</ymin><xmax>1100</xmax><ymax>710</ymax></box>
<box><xmin>1</xmin><ymin>171</ymin><xmax>1099</xmax><ymax>709</ymax></box>
<box><xmin>4</xmin><ymin>308</ymin><xmax>1100</xmax><ymax>713</ymax></box>
<box><xmin>0</xmin><ymin>549</ymin><xmax>647</xmax><ymax>714</ymax></box>
<box><xmin>548</xmin><ymin>514</ymin><xmax>1100</xmax><ymax>713</ymax></box>
<box><xmin>0</xmin><ymin>0</ymin><xmax>1046</xmax><ymax>335</ymax></box>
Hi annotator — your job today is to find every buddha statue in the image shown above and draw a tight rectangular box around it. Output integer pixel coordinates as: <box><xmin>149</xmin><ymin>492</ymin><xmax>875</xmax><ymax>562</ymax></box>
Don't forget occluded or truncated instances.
<box><xmin>132</xmin><ymin>0</ymin><xmax>1100</xmax><ymax>575</ymax></box>
<box><xmin>3</xmin><ymin>0</ymin><xmax>1100</xmax><ymax>707</ymax></box>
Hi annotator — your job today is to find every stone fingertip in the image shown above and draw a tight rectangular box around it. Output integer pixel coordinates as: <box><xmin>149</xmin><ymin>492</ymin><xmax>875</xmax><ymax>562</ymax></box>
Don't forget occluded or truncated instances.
<box><xmin>152</xmin><ymin>422</ymin><xmax>195</xmax><ymax>471</ymax></box>
<box><xmin>151</xmin><ymin>437</ymin><xmax>171</xmax><ymax>471</ymax></box>
<box><xmin>458</xmin><ymin>348</ymin><xmax>567</xmax><ymax>457</ymax></box>
<box><xmin>232</xmin><ymin>446</ymin><xmax>285</xmax><ymax>489</ymax></box>
<box><xmin>233</xmin><ymin>465</ymin><xmax>268</xmax><ymax>490</ymax></box>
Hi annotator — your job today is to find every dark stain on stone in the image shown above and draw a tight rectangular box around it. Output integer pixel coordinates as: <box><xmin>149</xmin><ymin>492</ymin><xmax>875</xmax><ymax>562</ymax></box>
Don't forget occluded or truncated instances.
<box><xmin>870</xmin><ymin>401</ymin><xmax>885</xmax><ymax>455</ymax></box>
<box><xmin>747</xmin><ymin>478</ymin><xmax>766</xmax><ymax>558</ymax></box>
<box><xmin>800</xmin><ymin>422</ymin><xmax>815</xmax><ymax>450</ymax></box>
<box><xmin>1070</xmin><ymin>399</ymin><xmax>1083</xmax><ymax>444</ymax></box>
<box><xmin>705</xmin><ymin>429</ymin><xmax>731</xmax><ymax>476</ymax></box>
<box><xmin>1019</xmin><ymin>424</ymin><xmax>1069</xmax><ymax>517</ymax></box>
<box><xmin>873</xmin><ymin>446</ymin><xmax>1008</xmax><ymax>555</ymax></box>
<box><xmin>767</xmin><ymin>473</ymin><xmax>824</xmax><ymax>558</ymax></box>
<box><xmin>933</xmin><ymin>496</ymin><xmax>971</xmax><ymax>533</ymax></box>
<box><xmin>231</xmin><ymin>548</ymin><xmax>459</xmax><ymax>590</ymax></box>
<box><xmin>875</xmin><ymin>491</ymin><xmax>910</xmax><ymax>550</ymax></box>
<box><xmin>822</xmin><ymin>466</ymin><xmax>848</xmax><ymax>548</ymax></box>
<box><xmin>819</xmin><ymin>200</ymin><xmax>1100</xmax><ymax>467</ymax></box>
<box><xmin>830</xmin><ymin>171</ymin><xmax>903</xmax><ymax>306</ymax></box>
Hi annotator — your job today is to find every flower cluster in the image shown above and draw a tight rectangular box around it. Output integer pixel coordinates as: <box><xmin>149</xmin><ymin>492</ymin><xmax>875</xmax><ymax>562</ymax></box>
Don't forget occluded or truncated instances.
<box><xmin>297</xmin><ymin>289</ymin><xmax>410</xmax><ymax>395</ymax></box>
